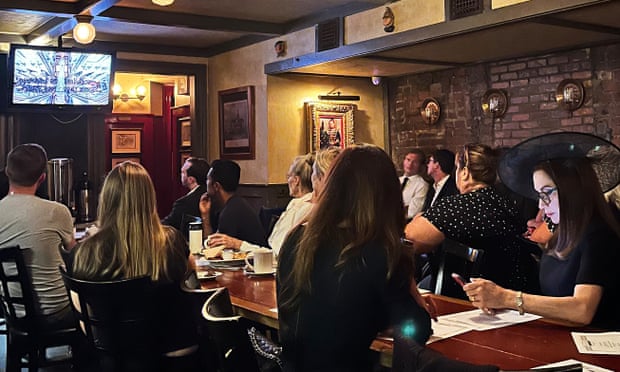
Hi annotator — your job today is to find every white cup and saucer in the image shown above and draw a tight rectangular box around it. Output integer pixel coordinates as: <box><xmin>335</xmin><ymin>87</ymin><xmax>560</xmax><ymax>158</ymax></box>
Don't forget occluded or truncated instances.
<box><xmin>245</xmin><ymin>248</ymin><xmax>275</xmax><ymax>276</ymax></box>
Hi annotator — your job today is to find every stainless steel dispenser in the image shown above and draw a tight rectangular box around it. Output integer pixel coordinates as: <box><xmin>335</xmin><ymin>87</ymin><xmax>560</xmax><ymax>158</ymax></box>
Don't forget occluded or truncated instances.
<box><xmin>46</xmin><ymin>158</ymin><xmax>74</xmax><ymax>209</ymax></box>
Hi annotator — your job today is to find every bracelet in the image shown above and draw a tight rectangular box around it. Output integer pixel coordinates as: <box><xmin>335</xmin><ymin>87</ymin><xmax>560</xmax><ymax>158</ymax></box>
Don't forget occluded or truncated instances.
<box><xmin>516</xmin><ymin>291</ymin><xmax>524</xmax><ymax>315</ymax></box>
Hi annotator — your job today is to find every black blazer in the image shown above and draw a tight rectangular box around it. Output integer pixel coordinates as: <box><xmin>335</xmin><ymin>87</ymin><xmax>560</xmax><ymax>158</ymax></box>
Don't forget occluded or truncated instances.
<box><xmin>161</xmin><ymin>184</ymin><xmax>207</xmax><ymax>238</ymax></box>
<box><xmin>422</xmin><ymin>176</ymin><xmax>459</xmax><ymax>212</ymax></box>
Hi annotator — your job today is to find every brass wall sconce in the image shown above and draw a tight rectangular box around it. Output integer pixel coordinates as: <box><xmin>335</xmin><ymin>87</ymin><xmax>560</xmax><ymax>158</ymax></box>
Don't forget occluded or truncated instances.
<box><xmin>556</xmin><ymin>79</ymin><xmax>584</xmax><ymax>112</ymax></box>
<box><xmin>482</xmin><ymin>89</ymin><xmax>508</xmax><ymax>120</ymax></box>
<box><xmin>420</xmin><ymin>98</ymin><xmax>440</xmax><ymax>125</ymax></box>
<box><xmin>113</xmin><ymin>84</ymin><xmax>147</xmax><ymax>102</ymax></box>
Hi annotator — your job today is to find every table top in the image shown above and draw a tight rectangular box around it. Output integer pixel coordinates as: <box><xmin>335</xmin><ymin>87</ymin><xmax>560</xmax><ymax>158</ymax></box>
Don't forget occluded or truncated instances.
<box><xmin>198</xmin><ymin>267</ymin><xmax>620</xmax><ymax>370</ymax></box>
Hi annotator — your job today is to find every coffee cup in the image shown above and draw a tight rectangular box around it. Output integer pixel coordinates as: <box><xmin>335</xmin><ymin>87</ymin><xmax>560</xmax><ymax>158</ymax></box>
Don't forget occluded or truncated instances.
<box><xmin>245</xmin><ymin>248</ymin><xmax>273</xmax><ymax>274</ymax></box>
<box><xmin>221</xmin><ymin>249</ymin><xmax>235</xmax><ymax>260</ymax></box>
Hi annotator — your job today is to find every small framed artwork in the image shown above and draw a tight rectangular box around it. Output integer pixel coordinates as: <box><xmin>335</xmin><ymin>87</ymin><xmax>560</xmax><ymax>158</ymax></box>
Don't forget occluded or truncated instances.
<box><xmin>305</xmin><ymin>102</ymin><xmax>356</xmax><ymax>152</ymax></box>
<box><xmin>218</xmin><ymin>86</ymin><xmax>255</xmax><ymax>160</ymax></box>
<box><xmin>180</xmin><ymin>151</ymin><xmax>192</xmax><ymax>166</ymax></box>
<box><xmin>180</xmin><ymin>117</ymin><xmax>191</xmax><ymax>147</ymax></box>
<box><xmin>111</xmin><ymin>156</ymin><xmax>141</xmax><ymax>169</ymax></box>
<box><xmin>111</xmin><ymin>129</ymin><xmax>141</xmax><ymax>154</ymax></box>
<box><xmin>177</xmin><ymin>76</ymin><xmax>189</xmax><ymax>95</ymax></box>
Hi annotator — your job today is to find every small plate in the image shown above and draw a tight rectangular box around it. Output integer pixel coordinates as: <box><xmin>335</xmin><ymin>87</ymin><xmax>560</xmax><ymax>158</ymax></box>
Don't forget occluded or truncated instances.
<box><xmin>196</xmin><ymin>271</ymin><xmax>222</xmax><ymax>280</ymax></box>
<box><xmin>244</xmin><ymin>268</ymin><xmax>276</xmax><ymax>276</ymax></box>
<box><xmin>206</xmin><ymin>258</ymin><xmax>247</xmax><ymax>267</ymax></box>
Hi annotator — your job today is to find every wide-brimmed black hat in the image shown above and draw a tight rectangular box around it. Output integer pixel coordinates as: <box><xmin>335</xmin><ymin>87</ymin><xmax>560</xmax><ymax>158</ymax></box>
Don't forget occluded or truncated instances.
<box><xmin>499</xmin><ymin>132</ymin><xmax>620</xmax><ymax>200</ymax></box>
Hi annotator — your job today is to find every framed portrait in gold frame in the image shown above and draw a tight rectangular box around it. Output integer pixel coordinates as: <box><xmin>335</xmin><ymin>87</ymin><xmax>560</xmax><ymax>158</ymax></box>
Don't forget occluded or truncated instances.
<box><xmin>305</xmin><ymin>102</ymin><xmax>356</xmax><ymax>152</ymax></box>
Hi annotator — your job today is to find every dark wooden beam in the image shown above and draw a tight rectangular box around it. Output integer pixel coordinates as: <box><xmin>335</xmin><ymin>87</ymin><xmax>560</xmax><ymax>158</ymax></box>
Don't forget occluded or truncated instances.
<box><xmin>532</xmin><ymin>16</ymin><xmax>620</xmax><ymax>35</ymax></box>
<box><xmin>98</xmin><ymin>7</ymin><xmax>285</xmax><ymax>35</ymax></box>
<box><xmin>265</xmin><ymin>0</ymin><xmax>612</xmax><ymax>75</ymax></box>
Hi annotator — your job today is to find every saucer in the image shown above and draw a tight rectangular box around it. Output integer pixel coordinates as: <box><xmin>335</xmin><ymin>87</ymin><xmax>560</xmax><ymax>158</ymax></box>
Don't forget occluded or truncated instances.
<box><xmin>244</xmin><ymin>268</ymin><xmax>275</xmax><ymax>277</ymax></box>
<box><xmin>196</xmin><ymin>271</ymin><xmax>222</xmax><ymax>280</ymax></box>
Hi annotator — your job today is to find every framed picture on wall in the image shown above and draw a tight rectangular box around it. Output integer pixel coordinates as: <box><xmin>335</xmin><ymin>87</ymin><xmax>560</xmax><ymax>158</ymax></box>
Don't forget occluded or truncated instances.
<box><xmin>180</xmin><ymin>117</ymin><xmax>191</xmax><ymax>147</ymax></box>
<box><xmin>180</xmin><ymin>150</ymin><xmax>192</xmax><ymax>166</ymax></box>
<box><xmin>111</xmin><ymin>129</ymin><xmax>142</xmax><ymax>154</ymax></box>
<box><xmin>218</xmin><ymin>86</ymin><xmax>255</xmax><ymax>160</ymax></box>
<box><xmin>305</xmin><ymin>102</ymin><xmax>356</xmax><ymax>152</ymax></box>
<box><xmin>111</xmin><ymin>156</ymin><xmax>141</xmax><ymax>169</ymax></box>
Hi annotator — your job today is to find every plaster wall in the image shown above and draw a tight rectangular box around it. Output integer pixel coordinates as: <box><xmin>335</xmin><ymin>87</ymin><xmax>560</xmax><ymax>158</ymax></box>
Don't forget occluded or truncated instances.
<box><xmin>345</xmin><ymin>0</ymin><xmax>445</xmax><ymax>45</ymax></box>
<box><xmin>266</xmin><ymin>74</ymin><xmax>385</xmax><ymax>184</ymax></box>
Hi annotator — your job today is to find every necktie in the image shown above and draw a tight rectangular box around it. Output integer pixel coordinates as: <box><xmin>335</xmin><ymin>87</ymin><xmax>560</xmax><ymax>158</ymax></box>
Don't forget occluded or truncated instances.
<box><xmin>401</xmin><ymin>177</ymin><xmax>409</xmax><ymax>191</ymax></box>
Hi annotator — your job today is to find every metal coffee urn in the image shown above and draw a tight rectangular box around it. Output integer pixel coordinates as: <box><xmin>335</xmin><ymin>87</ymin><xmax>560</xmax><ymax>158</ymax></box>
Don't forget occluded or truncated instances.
<box><xmin>46</xmin><ymin>158</ymin><xmax>74</xmax><ymax>210</ymax></box>
<box><xmin>76</xmin><ymin>172</ymin><xmax>95</xmax><ymax>223</ymax></box>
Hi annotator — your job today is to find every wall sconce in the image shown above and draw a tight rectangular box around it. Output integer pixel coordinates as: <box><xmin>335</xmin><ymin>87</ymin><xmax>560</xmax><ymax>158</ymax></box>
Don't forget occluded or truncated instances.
<box><xmin>318</xmin><ymin>91</ymin><xmax>360</xmax><ymax>101</ymax></box>
<box><xmin>482</xmin><ymin>89</ymin><xmax>508</xmax><ymax>120</ymax></box>
<box><xmin>420</xmin><ymin>98</ymin><xmax>440</xmax><ymax>125</ymax></box>
<box><xmin>152</xmin><ymin>0</ymin><xmax>175</xmax><ymax>6</ymax></box>
<box><xmin>113</xmin><ymin>84</ymin><xmax>147</xmax><ymax>102</ymax></box>
<box><xmin>556</xmin><ymin>79</ymin><xmax>584</xmax><ymax>113</ymax></box>
<box><xmin>73</xmin><ymin>15</ymin><xmax>96</xmax><ymax>44</ymax></box>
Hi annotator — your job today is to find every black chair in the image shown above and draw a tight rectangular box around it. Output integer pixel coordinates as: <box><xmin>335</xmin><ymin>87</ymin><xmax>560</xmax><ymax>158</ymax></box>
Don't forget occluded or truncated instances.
<box><xmin>433</xmin><ymin>239</ymin><xmax>484</xmax><ymax>298</ymax></box>
<box><xmin>202</xmin><ymin>287</ymin><xmax>263</xmax><ymax>372</ymax></box>
<box><xmin>259</xmin><ymin>207</ymin><xmax>285</xmax><ymax>238</ymax></box>
<box><xmin>59</xmin><ymin>266</ymin><xmax>157</xmax><ymax>372</ymax></box>
<box><xmin>0</xmin><ymin>246</ymin><xmax>80</xmax><ymax>372</ymax></box>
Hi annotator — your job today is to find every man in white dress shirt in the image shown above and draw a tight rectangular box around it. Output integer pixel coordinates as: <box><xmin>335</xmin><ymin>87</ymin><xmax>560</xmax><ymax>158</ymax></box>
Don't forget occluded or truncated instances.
<box><xmin>399</xmin><ymin>149</ymin><xmax>429</xmax><ymax>220</ymax></box>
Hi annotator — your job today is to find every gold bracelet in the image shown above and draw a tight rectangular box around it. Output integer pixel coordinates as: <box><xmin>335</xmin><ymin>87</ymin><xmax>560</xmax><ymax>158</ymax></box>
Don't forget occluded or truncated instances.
<box><xmin>516</xmin><ymin>291</ymin><xmax>524</xmax><ymax>315</ymax></box>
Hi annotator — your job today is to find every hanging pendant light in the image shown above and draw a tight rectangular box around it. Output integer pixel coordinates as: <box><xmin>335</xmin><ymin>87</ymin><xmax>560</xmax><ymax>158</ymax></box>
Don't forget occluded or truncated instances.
<box><xmin>73</xmin><ymin>15</ymin><xmax>96</xmax><ymax>44</ymax></box>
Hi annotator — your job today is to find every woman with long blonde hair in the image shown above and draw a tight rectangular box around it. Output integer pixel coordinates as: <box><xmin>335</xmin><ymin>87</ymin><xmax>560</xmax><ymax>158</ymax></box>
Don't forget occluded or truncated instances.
<box><xmin>72</xmin><ymin>161</ymin><xmax>198</xmax><ymax>368</ymax></box>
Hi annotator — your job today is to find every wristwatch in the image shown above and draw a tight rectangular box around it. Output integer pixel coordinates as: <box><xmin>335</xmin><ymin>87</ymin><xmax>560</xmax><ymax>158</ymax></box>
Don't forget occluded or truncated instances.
<box><xmin>516</xmin><ymin>291</ymin><xmax>524</xmax><ymax>315</ymax></box>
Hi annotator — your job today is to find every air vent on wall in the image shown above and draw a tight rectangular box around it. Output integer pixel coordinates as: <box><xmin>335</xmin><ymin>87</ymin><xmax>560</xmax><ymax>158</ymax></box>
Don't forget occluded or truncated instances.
<box><xmin>316</xmin><ymin>18</ymin><xmax>342</xmax><ymax>52</ymax></box>
<box><xmin>450</xmin><ymin>0</ymin><xmax>483</xmax><ymax>20</ymax></box>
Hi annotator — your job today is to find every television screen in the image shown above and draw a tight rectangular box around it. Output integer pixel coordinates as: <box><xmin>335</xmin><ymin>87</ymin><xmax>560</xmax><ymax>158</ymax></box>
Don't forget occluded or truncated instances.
<box><xmin>8</xmin><ymin>44</ymin><xmax>115</xmax><ymax>111</ymax></box>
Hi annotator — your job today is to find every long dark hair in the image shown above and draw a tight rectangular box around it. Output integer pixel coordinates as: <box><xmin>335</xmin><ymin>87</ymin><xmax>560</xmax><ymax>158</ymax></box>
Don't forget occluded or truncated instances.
<box><xmin>536</xmin><ymin>158</ymin><xmax>620</xmax><ymax>258</ymax></box>
<box><xmin>281</xmin><ymin>144</ymin><xmax>408</xmax><ymax>310</ymax></box>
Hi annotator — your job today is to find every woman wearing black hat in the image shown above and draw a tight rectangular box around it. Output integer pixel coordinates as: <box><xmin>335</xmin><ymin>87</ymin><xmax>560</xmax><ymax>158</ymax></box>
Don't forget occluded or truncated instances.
<box><xmin>464</xmin><ymin>132</ymin><xmax>620</xmax><ymax>329</ymax></box>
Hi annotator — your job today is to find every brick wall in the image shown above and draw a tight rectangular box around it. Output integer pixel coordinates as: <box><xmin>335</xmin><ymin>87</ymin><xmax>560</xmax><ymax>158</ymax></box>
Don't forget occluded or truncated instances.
<box><xmin>388</xmin><ymin>42</ymin><xmax>620</xmax><ymax>169</ymax></box>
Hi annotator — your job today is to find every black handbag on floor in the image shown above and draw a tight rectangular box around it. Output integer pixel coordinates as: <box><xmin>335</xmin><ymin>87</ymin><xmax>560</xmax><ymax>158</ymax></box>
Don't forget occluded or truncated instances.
<box><xmin>247</xmin><ymin>327</ymin><xmax>283</xmax><ymax>372</ymax></box>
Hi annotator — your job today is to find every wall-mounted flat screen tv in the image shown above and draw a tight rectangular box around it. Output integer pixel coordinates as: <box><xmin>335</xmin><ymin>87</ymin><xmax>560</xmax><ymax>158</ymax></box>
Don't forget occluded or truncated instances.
<box><xmin>8</xmin><ymin>44</ymin><xmax>115</xmax><ymax>112</ymax></box>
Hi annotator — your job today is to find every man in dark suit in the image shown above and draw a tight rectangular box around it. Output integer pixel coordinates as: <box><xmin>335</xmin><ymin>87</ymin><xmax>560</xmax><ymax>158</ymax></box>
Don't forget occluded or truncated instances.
<box><xmin>422</xmin><ymin>149</ymin><xmax>459</xmax><ymax>211</ymax></box>
<box><xmin>161</xmin><ymin>157</ymin><xmax>210</xmax><ymax>238</ymax></box>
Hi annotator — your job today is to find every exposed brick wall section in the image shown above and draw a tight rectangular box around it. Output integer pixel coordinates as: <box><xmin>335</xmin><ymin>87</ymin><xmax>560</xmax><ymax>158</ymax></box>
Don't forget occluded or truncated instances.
<box><xmin>388</xmin><ymin>42</ymin><xmax>620</xmax><ymax>171</ymax></box>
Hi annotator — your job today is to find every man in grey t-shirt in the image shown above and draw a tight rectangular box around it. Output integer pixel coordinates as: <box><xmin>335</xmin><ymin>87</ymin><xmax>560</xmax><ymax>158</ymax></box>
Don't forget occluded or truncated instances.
<box><xmin>0</xmin><ymin>143</ymin><xmax>77</xmax><ymax>330</ymax></box>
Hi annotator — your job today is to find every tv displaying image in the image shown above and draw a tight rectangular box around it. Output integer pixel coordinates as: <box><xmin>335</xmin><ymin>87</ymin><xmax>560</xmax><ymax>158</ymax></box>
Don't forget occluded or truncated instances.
<box><xmin>8</xmin><ymin>45</ymin><xmax>114</xmax><ymax>111</ymax></box>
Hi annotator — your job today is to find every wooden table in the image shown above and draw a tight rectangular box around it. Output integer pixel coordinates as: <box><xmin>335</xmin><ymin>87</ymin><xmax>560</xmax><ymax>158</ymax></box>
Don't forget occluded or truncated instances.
<box><xmin>199</xmin><ymin>268</ymin><xmax>620</xmax><ymax>370</ymax></box>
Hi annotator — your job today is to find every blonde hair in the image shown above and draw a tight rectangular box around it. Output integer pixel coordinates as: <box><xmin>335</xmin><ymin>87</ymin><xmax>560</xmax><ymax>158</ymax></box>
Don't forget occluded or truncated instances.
<box><xmin>313</xmin><ymin>147</ymin><xmax>341</xmax><ymax>181</ymax></box>
<box><xmin>73</xmin><ymin>161</ymin><xmax>183</xmax><ymax>281</ymax></box>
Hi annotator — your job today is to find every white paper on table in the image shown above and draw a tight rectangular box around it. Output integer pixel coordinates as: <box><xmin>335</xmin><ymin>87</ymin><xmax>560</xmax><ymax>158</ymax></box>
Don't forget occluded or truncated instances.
<box><xmin>438</xmin><ymin>308</ymin><xmax>541</xmax><ymax>331</ymax></box>
<box><xmin>571</xmin><ymin>332</ymin><xmax>620</xmax><ymax>355</ymax></box>
<box><xmin>533</xmin><ymin>358</ymin><xmax>614</xmax><ymax>372</ymax></box>
<box><xmin>426</xmin><ymin>319</ymin><xmax>472</xmax><ymax>344</ymax></box>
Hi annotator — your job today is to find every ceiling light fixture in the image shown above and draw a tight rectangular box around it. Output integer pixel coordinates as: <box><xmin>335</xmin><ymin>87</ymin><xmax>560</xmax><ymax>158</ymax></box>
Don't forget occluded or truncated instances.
<box><xmin>113</xmin><ymin>84</ymin><xmax>147</xmax><ymax>102</ymax></box>
<box><xmin>152</xmin><ymin>0</ymin><xmax>175</xmax><ymax>6</ymax></box>
<box><xmin>73</xmin><ymin>15</ymin><xmax>96</xmax><ymax>44</ymax></box>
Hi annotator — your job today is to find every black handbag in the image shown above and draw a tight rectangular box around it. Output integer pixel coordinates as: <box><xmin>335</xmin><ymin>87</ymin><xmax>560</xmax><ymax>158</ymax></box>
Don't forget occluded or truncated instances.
<box><xmin>247</xmin><ymin>327</ymin><xmax>283</xmax><ymax>372</ymax></box>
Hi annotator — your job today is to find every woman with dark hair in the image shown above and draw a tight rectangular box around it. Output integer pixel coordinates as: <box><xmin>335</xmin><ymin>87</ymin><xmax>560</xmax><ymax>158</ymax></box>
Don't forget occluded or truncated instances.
<box><xmin>405</xmin><ymin>143</ymin><xmax>539</xmax><ymax>297</ymax></box>
<box><xmin>277</xmin><ymin>144</ymin><xmax>433</xmax><ymax>372</ymax></box>
<box><xmin>465</xmin><ymin>133</ymin><xmax>620</xmax><ymax>329</ymax></box>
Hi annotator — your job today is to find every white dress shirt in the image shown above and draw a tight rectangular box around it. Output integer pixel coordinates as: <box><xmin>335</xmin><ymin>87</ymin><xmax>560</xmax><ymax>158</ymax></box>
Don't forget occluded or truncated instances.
<box><xmin>400</xmin><ymin>174</ymin><xmax>429</xmax><ymax>219</ymax></box>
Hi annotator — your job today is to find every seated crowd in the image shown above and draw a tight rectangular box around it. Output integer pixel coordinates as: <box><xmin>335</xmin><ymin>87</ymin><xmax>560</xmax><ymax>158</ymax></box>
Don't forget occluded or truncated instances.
<box><xmin>1</xmin><ymin>131</ymin><xmax>619</xmax><ymax>371</ymax></box>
